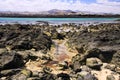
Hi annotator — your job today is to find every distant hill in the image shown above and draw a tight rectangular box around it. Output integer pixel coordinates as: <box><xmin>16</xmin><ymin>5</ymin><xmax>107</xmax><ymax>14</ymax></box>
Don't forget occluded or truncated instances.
<box><xmin>0</xmin><ymin>9</ymin><xmax>120</xmax><ymax>18</ymax></box>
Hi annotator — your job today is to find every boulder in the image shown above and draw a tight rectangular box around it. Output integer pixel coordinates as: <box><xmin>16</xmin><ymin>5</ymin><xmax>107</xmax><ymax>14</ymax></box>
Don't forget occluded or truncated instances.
<box><xmin>0</xmin><ymin>51</ymin><xmax>24</xmax><ymax>70</ymax></box>
<box><xmin>86</xmin><ymin>58</ymin><xmax>103</xmax><ymax>70</ymax></box>
<box><xmin>84</xmin><ymin>48</ymin><xmax>116</xmax><ymax>63</ymax></box>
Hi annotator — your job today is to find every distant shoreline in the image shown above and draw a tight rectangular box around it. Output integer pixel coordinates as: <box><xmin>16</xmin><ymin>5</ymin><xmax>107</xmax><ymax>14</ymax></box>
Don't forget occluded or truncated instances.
<box><xmin>0</xmin><ymin>14</ymin><xmax>120</xmax><ymax>18</ymax></box>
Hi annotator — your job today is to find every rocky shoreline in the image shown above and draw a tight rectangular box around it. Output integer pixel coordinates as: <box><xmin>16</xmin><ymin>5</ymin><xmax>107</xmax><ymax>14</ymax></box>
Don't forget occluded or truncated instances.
<box><xmin>0</xmin><ymin>23</ymin><xmax>120</xmax><ymax>80</ymax></box>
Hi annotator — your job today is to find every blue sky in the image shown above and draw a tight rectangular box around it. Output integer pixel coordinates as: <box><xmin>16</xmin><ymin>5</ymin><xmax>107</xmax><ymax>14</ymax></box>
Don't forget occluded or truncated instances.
<box><xmin>0</xmin><ymin>0</ymin><xmax>120</xmax><ymax>14</ymax></box>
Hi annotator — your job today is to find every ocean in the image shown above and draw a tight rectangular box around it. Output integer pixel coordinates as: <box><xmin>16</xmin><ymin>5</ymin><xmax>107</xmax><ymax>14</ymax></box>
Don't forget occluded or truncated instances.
<box><xmin>0</xmin><ymin>17</ymin><xmax>119</xmax><ymax>25</ymax></box>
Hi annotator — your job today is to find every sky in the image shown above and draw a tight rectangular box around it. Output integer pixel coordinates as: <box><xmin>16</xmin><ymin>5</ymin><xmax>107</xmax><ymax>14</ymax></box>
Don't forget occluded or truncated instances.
<box><xmin>0</xmin><ymin>0</ymin><xmax>120</xmax><ymax>14</ymax></box>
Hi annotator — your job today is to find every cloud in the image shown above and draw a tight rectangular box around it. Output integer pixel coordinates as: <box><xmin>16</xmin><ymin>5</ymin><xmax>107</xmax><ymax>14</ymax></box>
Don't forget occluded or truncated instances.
<box><xmin>0</xmin><ymin>0</ymin><xmax>120</xmax><ymax>14</ymax></box>
<box><xmin>96</xmin><ymin>0</ymin><xmax>120</xmax><ymax>6</ymax></box>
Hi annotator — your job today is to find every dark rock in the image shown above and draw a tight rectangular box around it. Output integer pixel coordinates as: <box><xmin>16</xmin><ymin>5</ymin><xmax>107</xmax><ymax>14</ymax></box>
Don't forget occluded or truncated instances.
<box><xmin>17</xmin><ymin>51</ymin><xmax>38</xmax><ymax>63</ymax></box>
<box><xmin>0</xmin><ymin>69</ymin><xmax>21</xmax><ymax>77</ymax></box>
<box><xmin>68</xmin><ymin>23</ymin><xmax>120</xmax><ymax>66</ymax></box>
<box><xmin>58</xmin><ymin>61</ymin><xmax>69</xmax><ymax>70</ymax></box>
<box><xmin>0</xmin><ymin>51</ymin><xmax>24</xmax><ymax>70</ymax></box>
<box><xmin>0</xmin><ymin>24</ymin><xmax>52</xmax><ymax>53</ymax></box>
<box><xmin>83</xmin><ymin>48</ymin><xmax>116</xmax><ymax>63</ymax></box>
<box><xmin>57</xmin><ymin>73</ymin><xmax>70</xmax><ymax>80</ymax></box>
<box><xmin>51</xmin><ymin>29</ymin><xmax>65</xmax><ymax>40</ymax></box>
<box><xmin>11</xmin><ymin>40</ymin><xmax>33</xmax><ymax>50</ymax></box>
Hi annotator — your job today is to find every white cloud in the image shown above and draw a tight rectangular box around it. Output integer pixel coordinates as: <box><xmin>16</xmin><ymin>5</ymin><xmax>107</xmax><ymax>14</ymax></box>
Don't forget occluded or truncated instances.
<box><xmin>0</xmin><ymin>0</ymin><xmax>120</xmax><ymax>14</ymax></box>
<box><xmin>96</xmin><ymin>0</ymin><xmax>120</xmax><ymax>6</ymax></box>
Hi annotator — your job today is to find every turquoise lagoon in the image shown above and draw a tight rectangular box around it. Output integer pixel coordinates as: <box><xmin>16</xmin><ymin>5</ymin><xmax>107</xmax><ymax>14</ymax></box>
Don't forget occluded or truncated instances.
<box><xmin>0</xmin><ymin>17</ymin><xmax>119</xmax><ymax>24</ymax></box>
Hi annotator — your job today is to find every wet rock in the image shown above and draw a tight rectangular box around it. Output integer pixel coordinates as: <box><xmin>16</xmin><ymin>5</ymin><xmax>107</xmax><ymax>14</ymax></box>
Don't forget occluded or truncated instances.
<box><xmin>0</xmin><ymin>51</ymin><xmax>24</xmax><ymax>70</ymax></box>
<box><xmin>86</xmin><ymin>58</ymin><xmax>103</xmax><ymax>70</ymax></box>
<box><xmin>106</xmin><ymin>75</ymin><xmax>115</xmax><ymax>80</ymax></box>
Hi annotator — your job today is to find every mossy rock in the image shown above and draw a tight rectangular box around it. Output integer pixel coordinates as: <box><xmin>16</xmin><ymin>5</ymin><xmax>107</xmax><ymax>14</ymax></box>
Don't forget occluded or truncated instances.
<box><xmin>21</xmin><ymin>69</ymin><xmax>32</xmax><ymax>77</ymax></box>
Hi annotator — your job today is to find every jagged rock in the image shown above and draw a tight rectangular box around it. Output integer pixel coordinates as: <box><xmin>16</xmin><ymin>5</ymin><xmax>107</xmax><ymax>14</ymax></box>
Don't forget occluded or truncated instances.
<box><xmin>0</xmin><ymin>51</ymin><xmax>24</xmax><ymax>70</ymax></box>
<box><xmin>0</xmin><ymin>24</ymin><xmax>52</xmax><ymax>53</ymax></box>
<box><xmin>86</xmin><ymin>58</ymin><xmax>103</xmax><ymax>70</ymax></box>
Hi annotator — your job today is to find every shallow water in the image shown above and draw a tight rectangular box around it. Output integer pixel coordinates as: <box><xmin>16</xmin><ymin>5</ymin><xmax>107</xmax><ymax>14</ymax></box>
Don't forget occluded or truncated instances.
<box><xmin>0</xmin><ymin>17</ymin><xmax>119</xmax><ymax>25</ymax></box>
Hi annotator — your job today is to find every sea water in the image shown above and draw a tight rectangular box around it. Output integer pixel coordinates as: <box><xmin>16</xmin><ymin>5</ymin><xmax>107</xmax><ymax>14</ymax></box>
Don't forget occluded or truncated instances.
<box><xmin>0</xmin><ymin>17</ymin><xmax>119</xmax><ymax>25</ymax></box>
